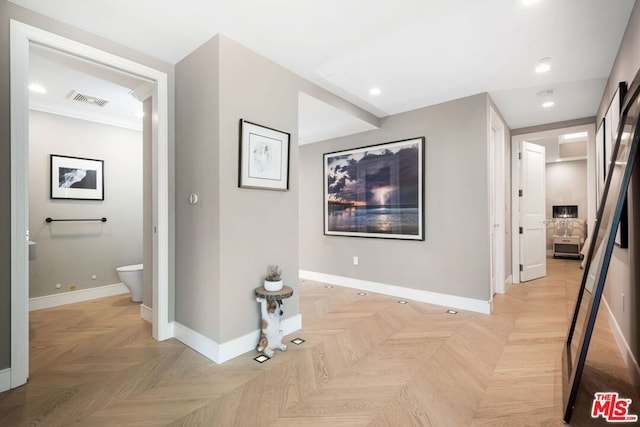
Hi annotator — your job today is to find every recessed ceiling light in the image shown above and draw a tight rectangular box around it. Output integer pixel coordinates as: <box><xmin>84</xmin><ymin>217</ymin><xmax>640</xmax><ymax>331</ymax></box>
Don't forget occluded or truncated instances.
<box><xmin>28</xmin><ymin>83</ymin><xmax>46</xmax><ymax>94</ymax></box>
<box><xmin>535</xmin><ymin>57</ymin><xmax>552</xmax><ymax>73</ymax></box>
<box><xmin>542</xmin><ymin>101</ymin><xmax>555</xmax><ymax>108</ymax></box>
<box><xmin>369</xmin><ymin>87</ymin><xmax>381</xmax><ymax>96</ymax></box>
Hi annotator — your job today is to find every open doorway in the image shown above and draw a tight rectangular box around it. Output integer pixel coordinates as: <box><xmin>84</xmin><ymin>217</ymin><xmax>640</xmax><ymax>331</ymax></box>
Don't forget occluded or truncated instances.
<box><xmin>27</xmin><ymin>43</ymin><xmax>149</xmax><ymax>309</ymax></box>
<box><xmin>511</xmin><ymin>123</ymin><xmax>596</xmax><ymax>283</ymax></box>
<box><xmin>10</xmin><ymin>21</ymin><xmax>171</xmax><ymax>389</ymax></box>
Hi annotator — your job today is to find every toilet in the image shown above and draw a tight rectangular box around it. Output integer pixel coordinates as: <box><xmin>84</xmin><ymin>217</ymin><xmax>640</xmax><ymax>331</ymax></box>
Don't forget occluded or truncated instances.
<box><xmin>116</xmin><ymin>263</ymin><xmax>143</xmax><ymax>303</ymax></box>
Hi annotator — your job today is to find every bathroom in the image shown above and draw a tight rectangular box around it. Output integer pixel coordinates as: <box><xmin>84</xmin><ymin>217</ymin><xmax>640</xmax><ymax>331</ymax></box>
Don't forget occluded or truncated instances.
<box><xmin>27</xmin><ymin>45</ymin><xmax>148</xmax><ymax>312</ymax></box>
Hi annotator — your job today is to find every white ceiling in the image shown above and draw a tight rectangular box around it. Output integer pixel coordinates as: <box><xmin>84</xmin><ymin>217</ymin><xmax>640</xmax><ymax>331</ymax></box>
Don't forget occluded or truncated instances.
<box><xmin>11</xmin><ymin>0</ymin><xmax>636</xmax><ymax>136</ymax></box>
<box><xmin>29</xmin><ymin>44</ymin><xmax>149</xmax><ymax>130</ymax></box>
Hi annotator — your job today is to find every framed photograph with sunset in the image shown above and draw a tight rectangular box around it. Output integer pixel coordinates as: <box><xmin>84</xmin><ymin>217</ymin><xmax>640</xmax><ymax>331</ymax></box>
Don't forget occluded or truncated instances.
<box><xmin>323</xmin><ymin>137</ymin><xmax>425</xmax><ymax>240</ymax></box>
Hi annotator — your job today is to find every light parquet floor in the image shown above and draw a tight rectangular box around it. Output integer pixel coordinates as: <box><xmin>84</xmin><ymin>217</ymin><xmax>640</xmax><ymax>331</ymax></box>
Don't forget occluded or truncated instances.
<box><xmin>0</xmin><ymin>257</ymin><xmax>638</xmax><ymax>426</ymax></box>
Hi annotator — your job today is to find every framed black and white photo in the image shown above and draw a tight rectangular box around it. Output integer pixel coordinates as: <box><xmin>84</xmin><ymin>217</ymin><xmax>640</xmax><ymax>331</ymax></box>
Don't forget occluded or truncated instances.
<box><xmin>239</xmin><ymin>119</ymin><xmax>290</xmax><ymax>191</ymax></box>
<box><xmin>323</xmin><ymin>137</ymin><xmax>425</xmax><ymax>240</ymax></box>
<box><xmin>50</xmin><ymin>154</ymin><xmax>104</xmax><ymax>200</ymax></box>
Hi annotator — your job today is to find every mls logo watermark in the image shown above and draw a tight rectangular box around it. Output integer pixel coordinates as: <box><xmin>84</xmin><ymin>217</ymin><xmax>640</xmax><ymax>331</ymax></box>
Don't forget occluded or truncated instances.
<box><xmin>591</xmin><ymin>392</ymin><xmax>638</xmax><ymax>422</ymax></box>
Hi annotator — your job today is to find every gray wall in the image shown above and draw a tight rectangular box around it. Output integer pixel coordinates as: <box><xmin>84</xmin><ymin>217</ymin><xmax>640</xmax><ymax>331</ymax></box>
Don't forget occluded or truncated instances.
<box><xmin>217</xmin><ymin>36</ymin><xmax>300</xmax><ymax>342</ymax></box>
<box><xmin>0</xmin><ymin>1</ymin><xmax>175</xmax><ymax>370</ymax></box>
<box><xmin>545</xmin><ymin>160</ymin><xmax>588</xmax><ymax>250</ymax></box>
<box><xmin>546</xmin><ymin>160</ymin><xmax>588</xmax><ymax>221</ymax></box>
<box><xmin>300</xmin><ymin>93</ymin><xmax>491</xmax><ymax>301</ymax></box>
<box><xmin>28</xmin><ymin>111</ymin><xmax>142</xmax><ymax>298</ymax></box>
<box><xmin>174</xmin><ymin>35</ymin><xmax>375</xmax><ymax>344</ymax></box>
<box><xmin>175</xmin><ymin>34</ymin><xmax>302</xmax><ymax>343</ymax></box>
<box><xmin>596</xmin><ymin>0</ymin><xmax>640</xmax><ymax>375</ymax></box>
<box><xmin>175</xmin><ymin>36</ymin><xmax>222</xmax><ymax>339</ymax></box>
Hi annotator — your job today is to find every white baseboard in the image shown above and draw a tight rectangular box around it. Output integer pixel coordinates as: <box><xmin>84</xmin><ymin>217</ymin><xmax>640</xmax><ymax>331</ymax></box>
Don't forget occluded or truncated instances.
<box><xmin>602</xmin><ymin>297</ymin><xmax>640</xmax><ymax>385</ymax></box>
<box><xmin>140</xmin><ymin>304</ymin><xmax>152</xmax><ymax>323</ymax></box>
<box><xmin>299</xmin><ymin>270</ymin><xmax>491</xmax><ymax>314</ymax></box>
<box><xmin>504</xmin><ymin>274</ymin><xmax>513</xmax><ymax>292</ymax></box>
<box><xmin>0</xmin><ymin>368</ymin><xmax>10</xmax><ymax>393</ymax></box>
<box><xmin>173</xmin><ymin>314</ymin><xmax>302</xmax><ymax>364</ymax></box>
<box><xmin>29</xmin><ymin>283</ymin><xmax>129</xmax><ymax>311</ymax></box>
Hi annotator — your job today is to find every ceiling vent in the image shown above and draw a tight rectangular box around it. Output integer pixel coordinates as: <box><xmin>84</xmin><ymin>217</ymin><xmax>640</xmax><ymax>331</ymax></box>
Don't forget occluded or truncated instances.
<box><xmin>67</xmin><ymin>90</ymin><xmax>110</xmax><ymax>107</ymax></box>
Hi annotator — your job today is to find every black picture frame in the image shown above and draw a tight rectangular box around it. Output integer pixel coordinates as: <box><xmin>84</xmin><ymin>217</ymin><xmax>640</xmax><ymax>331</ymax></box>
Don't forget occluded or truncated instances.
<box><xmin>595</xmin><ymin>119</ymin><xmax>605</xmax><ymax>206</ymax></box>
<box><xmin>603</xmin><ymin>82</ymin><xmax>629</xmax><ymax>247</ymax></box>
<box><xmin>323</xmin><ymin>137</ymin><xmax>425</xmax><ymax>240</ymax></box>
<box><xmin>562</xmin><ymin>73</ymin><xmax>639</xmax><ymax>423</ymax></box>
<box><xmin>238</xmin><ymin>119</ymin><xmax>290</xmax><ymax>191</ymax></box>
<box><xmin>50</xmin><ymin>154</ymin><xmax>104</xmax><ymax>201</ymax></box>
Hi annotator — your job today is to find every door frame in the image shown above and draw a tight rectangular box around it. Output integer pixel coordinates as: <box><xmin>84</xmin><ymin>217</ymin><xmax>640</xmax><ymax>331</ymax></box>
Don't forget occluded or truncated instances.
<box><xmin>10</xmin><ymin>20</ymin><xmax>172</xmax><ymax>388</ymax></box>
<box><xmin>519</xmin><ymin>141</ymin><xmax>547</xmax><ymax>282</ymax></box>
<box><xmin>511</xmin><ymin>123</ymin><xmax>596</xmax><ymax>283</ymax></box>
<box><xmin>489</xmin><ymin>106</ymin><xmax>506</xmax><ymax>295</ymax></box>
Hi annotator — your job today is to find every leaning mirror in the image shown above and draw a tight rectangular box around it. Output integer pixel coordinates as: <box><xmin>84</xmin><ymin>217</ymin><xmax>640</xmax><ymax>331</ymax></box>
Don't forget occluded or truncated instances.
<box><xmin>562</xmin><ymin>72</ymin><xmax>640</xmax><ymax>423</ymax></box>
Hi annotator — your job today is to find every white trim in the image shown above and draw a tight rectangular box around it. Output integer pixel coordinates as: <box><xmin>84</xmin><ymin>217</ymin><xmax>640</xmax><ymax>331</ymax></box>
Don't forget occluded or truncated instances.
<box><xmin>30</xmin><ymin>102</ymin><xmax>143</xmax><ymax>131</ymax></box>
<box><xmin>602</xmin><ymin>298</ymin><xmax>640</xmax><ymax>384</ymax></box>
<box><xmin>10</xmin><ymin>20</ymin><xmax>172</xmax><ymax>390</ymax></box>
<box><xmin>299</xmin><ymin>270</ymin><xmax>491</xmax><ymax>314</ymax></box>
<box><xmin>150</xmin><ymin>68</ymin><xmax>170</xmax><ymax>341</ymax></box>
<box><xmin>173</xmin><ymin>322</ymin><xmax>220</xmax><ymax>362</ymax></box>
<box><xmin>140</xmin><ymin>304</ymin><xmax>153</xmax><ymax>323</ymax></box>
<box><xmin>489</xmin><ymin>106</ymin><xmax>506</xmax><ymax>295</ymax></box>
<box><xmin>173</xmin><ymin>315</ymin><xmax>302</xmax><ymax>364</ymax></box>
<box><xmin>130</xmin><ymin>83</ymin><xmax>154</xmax><ymax>102</ymax></box>
<box><xmin>10</xmin><ymin>19</ymin><xmax>31</xmax><ymax>389</ymax></box>
<box><xmin>29</xmin><ymin>283</ymin><xmax>128</xmax><ymax>311</ymax></box>
<box><xmin>0</xmin><ymin>368</ymin><xmax>11</xmax><ymax>393</ymax></box>
<box><xmin>504</xmin><ymin>274</ymin><xmax>513</xmax><ymax>290</ymax></box>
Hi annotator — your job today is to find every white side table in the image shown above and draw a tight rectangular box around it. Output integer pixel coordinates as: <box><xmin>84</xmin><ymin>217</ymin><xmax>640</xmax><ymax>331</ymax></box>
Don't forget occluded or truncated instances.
<box><xmin>553</xmin><ymin>236</ymin><xmax>582</xmax><ymax>259</ymax></box>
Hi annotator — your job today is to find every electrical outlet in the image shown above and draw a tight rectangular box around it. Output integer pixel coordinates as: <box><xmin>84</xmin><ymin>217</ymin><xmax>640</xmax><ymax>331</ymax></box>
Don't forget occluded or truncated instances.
<box><xmin>353</xmin><ymin>256</ymin><xmax>359</xmax><ymax>265</ymax></box>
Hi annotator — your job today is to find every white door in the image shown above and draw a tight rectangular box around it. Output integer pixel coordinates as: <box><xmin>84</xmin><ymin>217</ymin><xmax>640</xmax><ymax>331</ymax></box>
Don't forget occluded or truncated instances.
<box><xmin>519</xmin><ymin>141</ymin><xmax>546</xmax><ymax>282</ymax></box>
<box><xmin>489</xmin><ymin>129</ymin><xmax>497</xmax><ymax>296</ymax></box>
<box><xmin>489</xmin><ymin>108</ymin><xmax>506</xmax><ymax>295</ymax></box>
